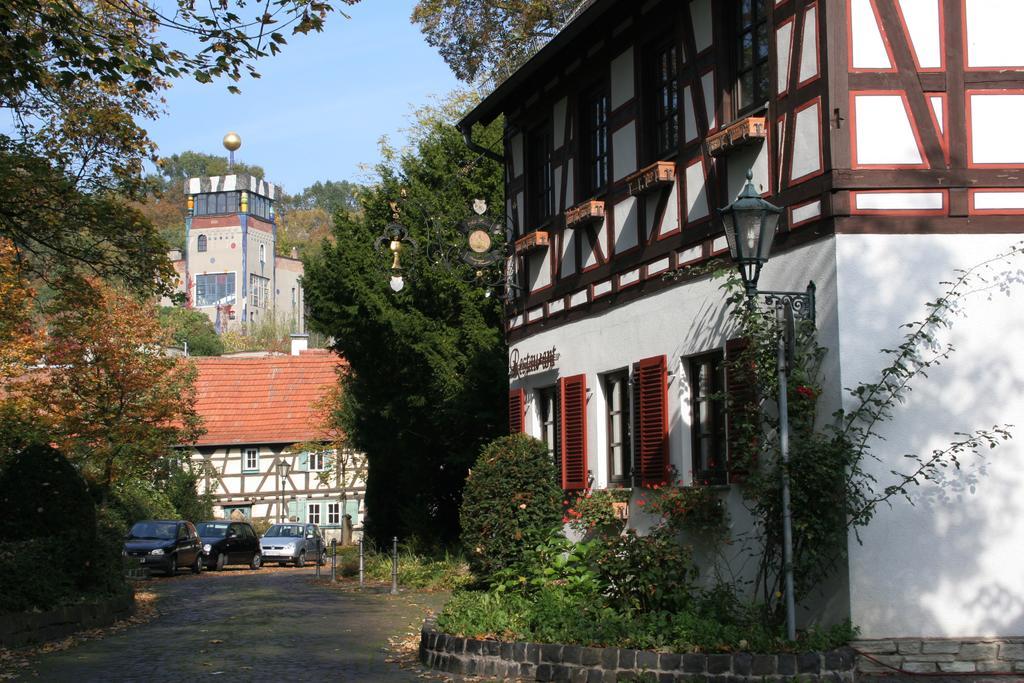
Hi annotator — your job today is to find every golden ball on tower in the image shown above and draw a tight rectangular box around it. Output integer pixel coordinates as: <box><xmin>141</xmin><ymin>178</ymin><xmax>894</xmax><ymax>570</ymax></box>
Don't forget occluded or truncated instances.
<box><xmin>223</xmin><ymin>132</ymin><xmax>242</xmax><ymax>152</ymax></box>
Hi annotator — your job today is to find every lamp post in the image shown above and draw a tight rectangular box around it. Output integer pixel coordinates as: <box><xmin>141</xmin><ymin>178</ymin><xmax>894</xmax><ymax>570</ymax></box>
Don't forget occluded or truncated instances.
<box><xmin>719</xmin><ymin>170</ymin><xmax>815</xmax><ymax>642</ymax></box>
<box><xmin>277</xmin><ymin>461</ymin><xmax>291</xmax><ymax>523</ymax></box>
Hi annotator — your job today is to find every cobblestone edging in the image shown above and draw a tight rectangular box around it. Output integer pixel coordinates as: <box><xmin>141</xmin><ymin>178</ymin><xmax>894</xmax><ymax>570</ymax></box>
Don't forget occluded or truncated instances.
<box><xmin>420</xmin><ymin>619</ymin><xmax>856</xmax><ymax>682</ymax></box>
<box><xmin>853</xmin><ymin>638</ymin><xmax>1024</xmax><ymax>677</ymax></box>
<box><xmin>0</xmin><ymin>591</ymin><xmax>135</xmax><ymax>648</ymax></box>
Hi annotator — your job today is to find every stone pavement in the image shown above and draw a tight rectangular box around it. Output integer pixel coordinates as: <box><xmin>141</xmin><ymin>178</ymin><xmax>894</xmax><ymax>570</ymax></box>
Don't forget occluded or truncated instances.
<box><xmin>18</xmin><ymin>566</ymin><xmax>449</xmax><ymax>682</ymax></box>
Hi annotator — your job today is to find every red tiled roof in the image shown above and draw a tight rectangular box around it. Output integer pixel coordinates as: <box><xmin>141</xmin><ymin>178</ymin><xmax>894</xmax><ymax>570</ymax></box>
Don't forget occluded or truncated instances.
<box><xmin>190</xmin><ymin>351</ymin><xmax>343</xmax><ymax>446</ymax></box>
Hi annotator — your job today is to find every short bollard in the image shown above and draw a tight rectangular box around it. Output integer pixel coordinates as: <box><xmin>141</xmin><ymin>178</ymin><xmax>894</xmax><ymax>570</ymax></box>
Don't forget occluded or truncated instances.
<box><xmin>358</xmin><ymin>537</ymin><xmax>365</xmax><ymax>589</ymax></box>
<box><xmin>330</xmin><ymin>538</ymin><xmax>337</xmax><ymax>583</ymax></box>
<box><xmin>391</xmin><ymin>536</ymin><xmax>399</xmax><ymax>594</ymax></box>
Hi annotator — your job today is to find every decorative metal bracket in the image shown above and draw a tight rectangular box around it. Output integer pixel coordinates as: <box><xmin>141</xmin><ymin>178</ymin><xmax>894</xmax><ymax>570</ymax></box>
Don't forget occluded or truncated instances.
<box><xmin>758</xmin><ymin>281</ymin><xmax>816</xmax><ymax>323</ymax></box>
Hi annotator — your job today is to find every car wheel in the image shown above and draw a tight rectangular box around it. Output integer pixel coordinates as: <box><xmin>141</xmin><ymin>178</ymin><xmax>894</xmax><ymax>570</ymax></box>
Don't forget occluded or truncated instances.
<box><xmin>167</xmin><ymin>555</ymin><xmax>177</xmax><ymax>576</ymax></box>
<box><xmin>192</xmin><ymin>553</ymin><xmax>203</xmax><ymax>574</ymax></box>
<box><xmin>319</xmin><ymin>550</ymin><xmax>327</xmax><ymax>566</ymax></box>
<box><xmin>215</xmin><ymin>552</ymin><xmax>226</xmax><ymax>571</ymax></box>
<box><xmin>294</xmin><ymin>550</ymin><xmax>306</xmax><ymax>568</ymax></box>
<box><xmin>250</xmin><ymin>552</ymin><xmax>262</xmax><ymax>570</ymax></box>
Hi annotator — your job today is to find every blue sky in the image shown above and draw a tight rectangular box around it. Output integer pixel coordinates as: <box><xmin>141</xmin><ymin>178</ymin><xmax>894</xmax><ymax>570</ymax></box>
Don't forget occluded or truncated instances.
<box><xmin>143</xmin><ymin>1</ymin><xmax>462</xmax><ymax>194</ymax></box>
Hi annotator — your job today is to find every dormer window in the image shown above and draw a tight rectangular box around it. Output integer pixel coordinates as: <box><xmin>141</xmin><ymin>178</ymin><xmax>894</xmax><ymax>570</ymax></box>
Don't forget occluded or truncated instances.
<box><xmin>197</xmin><ymin>234</ymin><xmax>207</xmax><ymax>252</ymax></box>
<box><xmin>735</xmin><ymin>0</ymin><xmax>771</xmax><ymax>115</ymax></box>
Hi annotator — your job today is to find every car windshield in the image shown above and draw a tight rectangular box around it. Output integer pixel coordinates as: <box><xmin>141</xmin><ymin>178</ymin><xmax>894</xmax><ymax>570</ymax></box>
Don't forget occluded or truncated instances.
<box><xmin>265</xmin><ymin>524</ymin><xmax>304</xmax><ymax>538</ymax></box>
<box><xmin>128</xmin><ymin>521</ymin><xmax>177</xmax><ymax>540</ymax></box>
<box><xmin>196</xmin><ymin>522</ymin><xmax>230</xmax><ymax>537</ymax></box>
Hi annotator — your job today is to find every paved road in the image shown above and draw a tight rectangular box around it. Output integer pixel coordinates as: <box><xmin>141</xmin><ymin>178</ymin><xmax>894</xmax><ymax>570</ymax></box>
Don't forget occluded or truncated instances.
<box><xmin>21</xmin><ymin>567</ymin><xmax>447</xmax><ymax>682</ymax></box>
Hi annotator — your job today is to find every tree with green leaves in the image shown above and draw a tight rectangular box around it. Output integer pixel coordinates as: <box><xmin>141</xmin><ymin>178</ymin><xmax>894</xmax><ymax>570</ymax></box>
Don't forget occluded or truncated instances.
<box><xmin>159</xmin><ymin>306</ymin><xmax>225</xmax><ymax>356</ymax></box>
<box><xmin>303</xmin><ymin>95</ymin><xmax>506</xmax><ymax>546</ymax></box>
<box><xmin>412</xmin><ymin>0</ymin><xmax>581</xmax><ymax>84</ymax></box>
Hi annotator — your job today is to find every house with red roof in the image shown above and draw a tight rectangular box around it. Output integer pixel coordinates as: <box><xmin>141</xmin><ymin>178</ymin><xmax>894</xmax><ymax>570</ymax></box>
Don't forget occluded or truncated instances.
<box><xmin>185</xmin><ymin>338</ymin><xmax>364</xmax><ymax>541</ymax></box>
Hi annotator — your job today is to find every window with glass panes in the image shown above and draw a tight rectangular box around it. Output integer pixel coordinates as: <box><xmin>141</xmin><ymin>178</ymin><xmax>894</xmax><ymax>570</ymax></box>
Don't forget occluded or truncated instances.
<box><xmin>243</xmin><ymin>447</ymin><xmax>259</xmax><ymax>471</ymax></box>
<box><xmin>689</xmin><ymin>352</ymin><xmax>727</xmax><ymax>484</ymax></box>
<box><xmin>328</xmin><ymin>502</ymin><xmax>340</xmax><ymax>525</ymax></box>
<box><xmin>603</xmin><ymin>371</ymin><xmax>631</xmax><ymax>484</ymax></box>
<box><xmin>194</xmin><ymin>192</ymin><xmax>241</xmax><ymax>216</ymax></box>
<box><xmin>583</xmin><ymin>87</ymin><xmax>610</xmax><ymax>196</ymax></box>
<box><xmin>528</xmin><ymin>124</ymin><xmax>555</xmax><ymax>226</ymax></box>
<box><xmin>308</xmin><ymin>451</ymin><xmax>327</xmax><ymax>471</ymax></box>
<box><xmin>250</xmin><ymin>274</ymin><xmax>269</xmax><ymax>308</ymax></box>
<box><xmin>537</xmin><ymin>386</ymin><xmax>559</xmax><ymax>474</ymax></box>
<box><xmin>649</xmin><ymin>41</ymin><xmax>679</xmax><ymax>159</ymax></box>
<box><xmin>195</xmin><ymin>272</ymin><xmax>236</xmax><ymax>307</ymax></box>
<box><xmin>736</xmin><ymin>0</ymin><xmax>771</xmax><ymax>113</ymax></box>
<box><xmin>307</xmin><ymin>503</ymin><xmax>321</xmax><ymax>525</ymax></box>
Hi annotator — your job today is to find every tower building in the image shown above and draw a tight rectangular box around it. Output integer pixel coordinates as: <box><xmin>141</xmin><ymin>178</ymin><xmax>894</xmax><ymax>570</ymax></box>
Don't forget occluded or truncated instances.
<box><xmin>172</xmin><ymin>133</ymin><xmax>304</xmax><ymax>334</ymax></box>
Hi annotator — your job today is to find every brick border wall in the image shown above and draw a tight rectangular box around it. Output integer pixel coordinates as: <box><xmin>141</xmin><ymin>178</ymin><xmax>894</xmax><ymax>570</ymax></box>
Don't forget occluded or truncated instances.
<box><xmin>420</xmin><ymin>619</ymin><xmax>856</xmax><ymax>682</ymax></box>
<box><xmin>0</xmin><ymin>592</ymin><xmax>135</xmax><ymax>648</ymax></box>
<box><xmin>853</xmin><ymin>638</ymin><xmax>1024</xmax><ymax>677</ymax></box>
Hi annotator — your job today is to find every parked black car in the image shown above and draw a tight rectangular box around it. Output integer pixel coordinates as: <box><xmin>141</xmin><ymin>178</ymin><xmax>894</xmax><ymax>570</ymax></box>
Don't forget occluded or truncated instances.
<box><xmin>196</xmin><ymin>520</ymin><xmax>262</xmax><ymax>570</ymax></box>
<box><xmin>123</xmin><ymin>520</ymin><xmax>204</xmax><ymax>576</ymax></box>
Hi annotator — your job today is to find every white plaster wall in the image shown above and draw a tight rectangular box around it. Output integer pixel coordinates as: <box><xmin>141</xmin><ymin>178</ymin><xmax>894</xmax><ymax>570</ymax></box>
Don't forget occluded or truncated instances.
<box><xmin>610</xmin><ymin>48</ymin><xmax>635</xmax><ymax>110</ymax></box>
<box><xmin>509</xmin><ymin>238</ymin><xmax>842</xmax><ymax>610</ymax></box>
<box><xmin>613</xmin><ymin>122</ymin><xmax>638</xmax><ymax>181</ymax></box>
<box><xmin>838</xmin><ymin>233</ymin><xmax>1024</xmax><ymax>639</ymax></box>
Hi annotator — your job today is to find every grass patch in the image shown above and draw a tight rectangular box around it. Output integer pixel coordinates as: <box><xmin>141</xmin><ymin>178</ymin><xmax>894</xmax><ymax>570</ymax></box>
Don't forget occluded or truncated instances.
<box><xmin>331</xmin><ymin>545</ymin><xmax>472</xmax><ymax>592</ymax></box>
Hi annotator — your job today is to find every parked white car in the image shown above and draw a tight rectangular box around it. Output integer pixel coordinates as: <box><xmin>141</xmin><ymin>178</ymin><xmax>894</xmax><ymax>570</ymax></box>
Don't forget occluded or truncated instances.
<box><xmin>260</xmin><ymin>523</ymin><xmax>326</xmax><ymax>567</ymax></box>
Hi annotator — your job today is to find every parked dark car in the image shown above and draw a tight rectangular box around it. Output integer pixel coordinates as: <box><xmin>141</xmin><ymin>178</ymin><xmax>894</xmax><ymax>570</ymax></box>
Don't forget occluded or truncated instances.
<box><xmin>196</xmin><ymin>520</ymin><xmax>262</xmax><ymax>570</ymax></box>
<box><xmin>260</xmin><ymin>523</ymin><xmax>326</xmax><ymax>567</ymax></box>
<box><xmin>123</xmin><ymin>520</ymin><xmax>204</xmax><ymax>576</ymax></box>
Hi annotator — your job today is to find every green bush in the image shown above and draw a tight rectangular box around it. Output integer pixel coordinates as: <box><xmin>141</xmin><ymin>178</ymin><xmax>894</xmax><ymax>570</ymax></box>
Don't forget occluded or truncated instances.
<box><xmin>164</xmin><ymin>466</ymin><xmax>214</xmax><ymax>523</ymax></box>
<box><xmin>436</xmin><ymin>590</ymin><xmax>532</xmax><ymax>639</ymax></box>
<box><xmin>438</xmin><ymin>582</ymin><xmax>858</xmax><ymax>652</ymax></box>
<box><xmin>0</xmin><ymin>444</ymin><xmax>126</xmax><ymax>614</ymax></box>
<box><xmin>459</xmin><ymin>434</ymin><xmax>562</xmax><ymax>579</ymax></box>
<box><xmin>106</xmin><ymin>478</ymin><xmax>178</xmax><ymax>530</ymax></box>
<box><xmin>595</xmin><ymin>527</ymin><xmax>698</xmax><ymax>613</ymax></box>
<box><xmin>0</xmin><ymin>443</ymin><xmax>95</xmax><ymax>543</ymax></box>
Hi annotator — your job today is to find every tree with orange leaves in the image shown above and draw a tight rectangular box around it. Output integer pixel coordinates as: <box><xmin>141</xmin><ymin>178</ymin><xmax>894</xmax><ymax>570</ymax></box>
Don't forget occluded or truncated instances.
<box><xmin>0</xmin><ymin>238</ymin><xmax>44</xmax><ymax>453</ymax></box>
<box><xmin>27</xmin><ymin>281</ymin><xmax>205</xmax><ymax>493</ymax></box>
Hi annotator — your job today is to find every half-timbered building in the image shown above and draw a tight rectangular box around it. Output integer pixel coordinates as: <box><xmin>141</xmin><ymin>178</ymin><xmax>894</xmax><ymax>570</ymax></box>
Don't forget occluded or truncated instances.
<box><xmin>186</xmin><ymin>346</ymin><xmax>365</xmax><ymax>542</ymax></box>
<box><xmin>460</xmin><ymin>0</ymin><xmax>1024</xmax><ymax>641</ymax></box>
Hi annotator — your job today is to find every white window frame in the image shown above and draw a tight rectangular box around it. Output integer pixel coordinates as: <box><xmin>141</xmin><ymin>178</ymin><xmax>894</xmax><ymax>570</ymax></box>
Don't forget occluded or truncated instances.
<box><xmin>308</xmin><ymin>451</ymin><xmax>328</xmax><ymax>472</ymax></box>
<box><xmin>194</xmin><ymin>271</ymin><xmax>237</xmax><ymax>308</ymax></box>
<box><xmin>307</xmin><ymin>503</ymin><xmax>321</xmax><ymax>525</ymax></box>
<box><xmin>327</xmin><ymin>502</ymin><xmax>340</xmax><ymax>525</ymax></box>
<box><xmin>243</xmin><ymin>447</ymin><xmax>259</xmax><ymax>472</ymax></box>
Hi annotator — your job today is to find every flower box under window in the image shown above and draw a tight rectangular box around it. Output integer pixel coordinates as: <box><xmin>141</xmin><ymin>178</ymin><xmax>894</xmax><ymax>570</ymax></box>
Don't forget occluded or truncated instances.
<box><xmin>705</xmin><ymin>116</ymin><xmax>767</xmax><ymax>157</ymax></box>
<box><xmin>626</xmin><ymin>161</ymin><xmax>677</xmax><ymax>197</ymax></box>
<box><xmin>514</xmin><ymin>230</ymin><xmax>550</xmax><ymax>255</ymax></box>
<box><xmin>565</xmin><ymin>199</ymin><xmax>606</xmax><ymax>228</ymax></box>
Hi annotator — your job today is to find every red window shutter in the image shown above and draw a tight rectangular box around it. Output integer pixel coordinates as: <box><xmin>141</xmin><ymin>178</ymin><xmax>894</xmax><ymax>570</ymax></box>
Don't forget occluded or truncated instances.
<box><xmin>725</xmin><ymin>338</ymin><xmax>757</xmax><ymax>483</ymax></box>
<box><xmin>637</xmin><ymin>355</ymin><xmax>669</xmax><ymax>486</ymax></box>
<box><xmin>508</xmin><ymin>388</ymin><xmax>526</xmax><ymax>434</ymax></box>
<box><xmin>559</xmin><ymin>374</ymin><xmax>588</xmax><ymax>491</ymax></box>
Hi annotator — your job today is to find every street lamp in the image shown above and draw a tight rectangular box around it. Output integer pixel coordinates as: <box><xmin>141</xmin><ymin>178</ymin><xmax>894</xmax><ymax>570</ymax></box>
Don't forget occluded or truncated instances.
<box><xmin>720</xmin><ymin>170</ymin><xmax>784</xmax><ymax>297</ymax></box>
<box><xmin>719</xmin><ymin>170</ymin><xmax>815</xmax><ymax>643</ymax></box>
<box><xmin>277</xmin><ymin>461</ymin><xmax>291</xmax><ymax>523</ymax></box>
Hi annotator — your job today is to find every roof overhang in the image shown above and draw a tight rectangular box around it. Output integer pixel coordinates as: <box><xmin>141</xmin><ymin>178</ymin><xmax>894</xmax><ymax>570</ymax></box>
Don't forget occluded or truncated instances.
<box><xmin>457</xmin><ymin>0</ymin><xmax>623</xmax><ymax>131</ymax></box>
